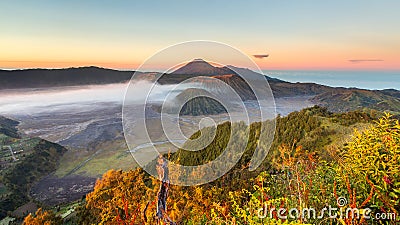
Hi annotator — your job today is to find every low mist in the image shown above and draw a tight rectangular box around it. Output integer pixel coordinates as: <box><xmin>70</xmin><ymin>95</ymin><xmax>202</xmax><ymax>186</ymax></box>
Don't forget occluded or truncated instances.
<box><xmin>0</xmin><ymin>80</ymin><xmax>188</xmax><ymax>115</ymax></box>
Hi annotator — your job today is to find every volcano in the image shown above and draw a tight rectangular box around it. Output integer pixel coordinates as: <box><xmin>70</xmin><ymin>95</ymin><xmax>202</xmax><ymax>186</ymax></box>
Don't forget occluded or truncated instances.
<box><xmin>175</xmin><ymin>88</ymin><xmax>227</xmax><ymax>116</ymax></box>
<box><xmin>171</xmin><ymin>59</ymin><xmax>236</xmax><ymax>76</ymax></box>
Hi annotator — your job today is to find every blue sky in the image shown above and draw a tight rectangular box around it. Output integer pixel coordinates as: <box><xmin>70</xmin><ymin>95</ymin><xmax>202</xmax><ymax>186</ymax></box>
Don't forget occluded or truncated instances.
<box><xmin>1</xmin><ymin>0</ymin><xmax>399</xmax><ymax>70</ymax></box>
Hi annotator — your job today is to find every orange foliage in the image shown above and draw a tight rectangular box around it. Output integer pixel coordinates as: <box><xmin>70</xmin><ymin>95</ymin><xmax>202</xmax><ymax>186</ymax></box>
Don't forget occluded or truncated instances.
<box><xmin>23</xmin><ymin>208</ymin><xmax>62</xmax><ymax>225</ymax></box>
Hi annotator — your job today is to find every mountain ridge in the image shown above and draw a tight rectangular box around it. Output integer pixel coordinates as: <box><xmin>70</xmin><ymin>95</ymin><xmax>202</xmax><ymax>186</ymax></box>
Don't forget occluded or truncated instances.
<box><xmin>171</xmin><ymin>59</ymin><xmax>236</xmax><ymax>76</ymax></box>
<box><xmin>1</xmin><ymin>63</ymin><xmax>400</xmax><ymax>113</ymax></box>
<box><xmin>0</xmin><ymin>66</ymin><xmax>135</xmax><ymax>89</ymax></box>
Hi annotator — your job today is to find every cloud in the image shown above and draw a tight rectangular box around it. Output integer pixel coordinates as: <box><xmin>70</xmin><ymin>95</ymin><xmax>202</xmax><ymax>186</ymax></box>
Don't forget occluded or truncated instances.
<box><xmin>0</xmin><ymin>83</ymin><xmax>128</xmax><ymax>114</ymax></box>
<box><xmin>0</xmin><ymin>80</ymin><xmax>200</xmax><ymax>115</ymax></box>
<box><xmin>253</xmin><ymin>54</ymin><xmax>269</xmax><ymax>59</ymax></box>
<box><xmin>348</xmin><ymin>59</ymin><xmax>384</xmax><ymax>63</ymax></box>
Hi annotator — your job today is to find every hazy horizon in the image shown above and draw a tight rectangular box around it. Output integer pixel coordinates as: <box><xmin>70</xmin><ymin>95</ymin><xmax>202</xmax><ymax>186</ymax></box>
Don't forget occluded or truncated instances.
<box><xmin>1</xmin><ymin>1</ymin><xmax>399</xmax><ymax>70</ymax></box>
<box><xmin>1</xmin><ymin>65</ymin><xmax>399</xmax><ymax>91</ymax></box>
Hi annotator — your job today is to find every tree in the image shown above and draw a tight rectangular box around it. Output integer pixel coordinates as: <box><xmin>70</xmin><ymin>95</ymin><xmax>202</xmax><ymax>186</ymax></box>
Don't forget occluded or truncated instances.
<box><xmin>81</xmin><ymin>169</ymin><xmax>156</xmax><ymax>225</ymax></box>
<box><xmin>339</xmin><ymin>113</ymin><xmax>400</xmax><ymax>215</ymax></box>
<box><xmin>23</xmin><ymin>208</ymin><xmax>62</xmax><ymax>225</ymax></box>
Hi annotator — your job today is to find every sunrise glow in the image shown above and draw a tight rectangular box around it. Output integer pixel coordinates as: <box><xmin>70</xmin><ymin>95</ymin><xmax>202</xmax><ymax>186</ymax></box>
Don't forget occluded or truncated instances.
<box><xmin>0</xmin><ymin>1</ymin><xmax>399</xmax><ymax>71</ymax></box>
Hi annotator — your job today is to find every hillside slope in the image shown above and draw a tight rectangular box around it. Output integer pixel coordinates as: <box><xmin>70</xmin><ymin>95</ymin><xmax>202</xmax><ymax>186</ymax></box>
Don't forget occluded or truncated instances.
<box><xmin>171</xmin><ymin>106</ymin><xmax>374</xmax><ymax>182</ymax></box>
<box><xmin>172</xmin><ymin>58</ymin><xmax>235</xmax><ymax>76</ymax></box>
<box><xmin>0</xmin><ymin>117</ymin><xmax>67</xmax><ymax>219</ymax></box>
<box><xmin>174</xmin><ymin>88</ymin><xmax>227</xmax><ymax>116</ymax></box>
<box><xmin>0</xmin><ymin>67</ymin><xmax>134</xmax><ymax>89</ymax></box>
<box><xmin>311</xmin><ymin>88</ymin><xmax>400</xmax><ymax>112</ymax></box>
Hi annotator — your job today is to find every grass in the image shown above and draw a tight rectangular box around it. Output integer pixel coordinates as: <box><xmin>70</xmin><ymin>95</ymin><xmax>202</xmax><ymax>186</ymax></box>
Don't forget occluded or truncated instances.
<box><xmin>55</xmin><ymin>140</ymin><xmax>136</xmax><ymax>177</ymax></box>
<box><xmin>53</xmin><ymin>148</ymin><xmax>92</xmax><ymax>177</ymax></box>
<box><xmin>318</xmin><ymin>116</ymin><xmax>372</xmax><ymax>154</ymax></box>
<box><xmin>75</xmin><ymin>149</ymin><xmax>136</xmax><ymax>177</ymax></box>
<box><xmin>52</xmin><ymin>117</ymin><xmax>184</xmax><ymax>177</ymax></box>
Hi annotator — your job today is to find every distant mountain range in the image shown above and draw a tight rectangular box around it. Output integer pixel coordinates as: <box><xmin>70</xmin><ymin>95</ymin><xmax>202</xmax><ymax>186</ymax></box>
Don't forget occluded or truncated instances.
<box><xmin>167</xmin><ymin>60</ymin><xmax>400</xmax><ymax>113</ymax></box>
<box><xmin>312</xmin><ymin>88</ymin><xmax>400</xmax><ymax>112</ymax></box>
<box><xmin>0</xmin><ymin>66</ymin><xmax>134</xmax><ymax>89</ymax></box>
<box><xmin>1</xmin><ymin>60</ymin><xmax>400</xmax><ymax>113</ymax></box>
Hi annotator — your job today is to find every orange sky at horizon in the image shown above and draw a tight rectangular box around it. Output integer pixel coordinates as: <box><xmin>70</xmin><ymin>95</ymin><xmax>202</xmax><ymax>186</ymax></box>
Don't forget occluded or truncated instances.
<box><xmin>1</xmin><ymin>55</ymin><xmax>397</xmax><ymax>71</ymax></box>
<box><xmin>1</xmin><ymin>1</ymin><xmax>399</xmax><ymax>71</ymax></box>
<box><xmin>1</xmin><ymin>37</ymin><xmax>398</xmax><ymax>71</ymax></box>
<box><xmin>1</xmin><ymin>38</ymin><xmax>398</xmax><ymax>71</ymax></box>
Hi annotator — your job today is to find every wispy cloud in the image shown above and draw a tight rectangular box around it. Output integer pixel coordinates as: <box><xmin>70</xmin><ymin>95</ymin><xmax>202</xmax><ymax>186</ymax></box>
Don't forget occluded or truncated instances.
<box><xmin>253</xmin><ymin>54</ymin><xmax>269</xmax><ymax>59</ymax></box>
<box><xmin>348</xmin><ymin>59</ymin><xmax>384</xmax><ymax>63</ymax></box>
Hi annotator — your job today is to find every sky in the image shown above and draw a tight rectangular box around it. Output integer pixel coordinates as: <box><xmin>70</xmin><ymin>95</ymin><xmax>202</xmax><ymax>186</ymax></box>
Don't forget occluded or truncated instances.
<box><xmin>0</xmin><ymin>0</ymin><xmax>399</xmax><ymax>70</ymax></box>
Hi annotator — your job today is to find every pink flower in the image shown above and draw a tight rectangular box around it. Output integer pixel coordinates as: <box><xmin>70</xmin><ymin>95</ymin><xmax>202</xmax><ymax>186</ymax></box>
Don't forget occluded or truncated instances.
<box><xmin>383</xmin><ymin>176</ymin><xmax>393</xmax><ymax>185</ymax></box>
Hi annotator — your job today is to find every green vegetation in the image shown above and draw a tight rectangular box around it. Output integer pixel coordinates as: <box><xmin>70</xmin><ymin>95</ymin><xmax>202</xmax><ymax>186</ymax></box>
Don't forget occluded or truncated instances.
<box><xmin>0</xmin><ymin>117</ymin><xmax>67</xmax><ymax>220</ymax></box>
<box><xmin>0</xmin><ymin>116</ymin><xmax>20</xmax><ymax>141</ymax></box>
<box><xmin>54</xmin><ymin>139</ymin><xmax>134</xmax><ymax>177</ymax></box>
<box><xmin>0</xmin><ymin>140</ymin><xmax>67</xmax><ymax>219</ymax></box>
<box><xmin>339</xmin><ymin>114</ymin><xmax>400</xmax><ymax>212</ymax></box>
<box><xmin>172</xmin><ymin>106</ymin><xmax>374</xmax><ymax>170</ymax></box>
<box><xmin>172</xmin><ymin>88</ymin><xmax>227</xmax><ymax>116</ymax></box>
<box><xmin>312</xmin><ymin>89</ymin><xmax>400</xmax><ymax>113</ymax></box>
<box><xmin>19</xmin><ymin>107</ymin><xmax>400</xmax><ymax>224</ymax></box>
